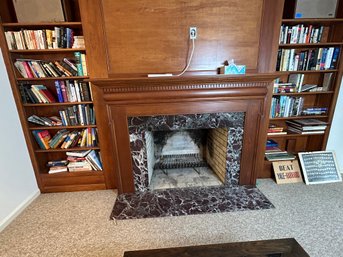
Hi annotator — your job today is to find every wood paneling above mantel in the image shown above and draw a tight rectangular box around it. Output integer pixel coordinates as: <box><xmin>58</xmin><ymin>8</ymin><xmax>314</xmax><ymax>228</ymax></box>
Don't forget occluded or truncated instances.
<box><xmin>82</xmin><ymin>0</ymin><xmax>264</xmax><ymax>76</ymax></box>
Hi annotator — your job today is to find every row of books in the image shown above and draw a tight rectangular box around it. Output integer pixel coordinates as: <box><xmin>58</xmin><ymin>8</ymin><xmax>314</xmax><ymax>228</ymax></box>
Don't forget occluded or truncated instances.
<box><xmin>28</xmin><ymin>104</ymin><xmax>95</xmax><ymax>127</ymax></box>
<box><xmin>276</xmin><ymin>47</ymin><xmax>340</xmax><ymax>71</ymax></box>
<box><xmin>286</xmin><ymin>119</ymin><xmax>327</xmax><ymax>135</ymax></box>
<box><xmin>279</xmin><ymin>24</ymin><xmax>324</xmax><ymax>44</ymax></box>
<box><xmin>55</xmin><ymin>80</ymin><xmax>92</xmax><ymax>103</ymax></box>
<box><xmin>47</xmin><ymin>150</ymin><xmax>103</xmax><ymax>173</ymax></box>
<box><xmin>14</xmin><ymin>52</ymin><xmax>87</xmax><ymax>78</ymax></box>
<box><xmin>32</xmin><ymin>128</ymin><xmax>98</xmax><ymax>150</ymax></box>
<box><xmin>5</xmin><ymin>28</ymin><xmax>84</xmax><ymax>50</ymax></box>
<box><xmin>59</xmin><ymin>104</ymin><xmax>95</xmax><ymax>126</ymax></box>
<box><xmin>19</xmin><ymin>84</ymin><xmax>56</xmax><ymax>104</ymax></box>
<box><xmin>19</xmin><ymin>81</ymin><xmax>92</xmax><ymax>104</ymax></box>
<box><xmin>270</xmin><ymin>96</ymin><xmax>304</xmax><ymax>118</ymax></box>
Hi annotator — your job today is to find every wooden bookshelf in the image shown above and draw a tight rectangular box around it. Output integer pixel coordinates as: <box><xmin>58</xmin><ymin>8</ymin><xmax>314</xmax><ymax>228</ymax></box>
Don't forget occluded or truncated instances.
<box><xmin>261</xmin><ymin>0</ymin><xmax>343</xmax><ymax>178</ymax></box>
<box><xmin>0</xmin><ymin>0</ymin><xmax>106</xmax><ymax>192</ymax></box>
<box><xmin>0</xmin><ymin>0</ymin><xmax>342</xmax><ymax>190</ymax></box>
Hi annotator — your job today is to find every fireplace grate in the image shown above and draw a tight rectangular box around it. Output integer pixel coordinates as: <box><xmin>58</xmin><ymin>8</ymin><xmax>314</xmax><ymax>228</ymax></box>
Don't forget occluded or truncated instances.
<box><xmin>154</xmin><ymin>153</ymin><xmax>207</xmax><ymax>170</ymax></box>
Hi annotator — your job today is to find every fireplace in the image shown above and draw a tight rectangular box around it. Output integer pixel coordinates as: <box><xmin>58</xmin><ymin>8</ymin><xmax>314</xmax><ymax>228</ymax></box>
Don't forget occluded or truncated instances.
<box><xmin>128</xmin><ymin>112</ymin><xmax>244</xmax><ymax>192</ymax></box>
<box><xmin>91</xmin><ymin>75</ymin><xmax>274</xmax><ymax>193</ymax></box>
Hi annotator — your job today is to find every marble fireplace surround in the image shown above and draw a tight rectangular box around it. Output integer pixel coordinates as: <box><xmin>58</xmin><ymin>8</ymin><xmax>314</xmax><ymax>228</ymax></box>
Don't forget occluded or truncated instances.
<box><xmin>128</xmin><ymin>112</ymin><xmax>244</xmax><ymax>192</ymax></box>
<box><xmin>91</xmin><ymin>75</ymin><xmax>274</xmax><ymax>193</ymax></box>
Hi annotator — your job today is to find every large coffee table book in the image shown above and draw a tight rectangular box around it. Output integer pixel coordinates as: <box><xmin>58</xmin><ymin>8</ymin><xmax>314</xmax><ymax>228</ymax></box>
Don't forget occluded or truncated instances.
<box><xmin>0</xmin><ymin>0</ymin><xmax>106</xmax><ymax>192</ymax></box>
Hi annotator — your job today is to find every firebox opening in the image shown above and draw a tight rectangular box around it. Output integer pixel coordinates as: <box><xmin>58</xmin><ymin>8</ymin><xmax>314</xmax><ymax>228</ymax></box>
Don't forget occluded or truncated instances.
<box><xmin>145</xmin><ymin>128</ymin><xmax>228</xmax><ymax>190</ymax></box>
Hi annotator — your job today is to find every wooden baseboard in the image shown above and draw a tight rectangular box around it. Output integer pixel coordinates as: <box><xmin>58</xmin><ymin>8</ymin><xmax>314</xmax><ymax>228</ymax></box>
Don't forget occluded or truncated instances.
<box><xmin>0</xmin><ymin>190</ymin><xmax>40</xmax><ymax>233</ymax></box>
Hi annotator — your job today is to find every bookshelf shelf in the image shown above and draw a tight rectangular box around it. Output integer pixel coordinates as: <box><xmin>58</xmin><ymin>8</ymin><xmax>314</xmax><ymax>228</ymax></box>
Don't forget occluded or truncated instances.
<box><xmin>17</xmin><ymin>76</ymin><xmax>89</xmax><ymax>81</ymax></box>
<box><xmin>267</xmin><ymin>133</ymin><xmax>325</xmax><ymax>138</ymax></box>
<box><xmin>270</xmin><ymin>115</ymin><xmax>328</xmax><ymax>121</ymax></box>
<box><xmin>279</xmin><ymin>43</ymin><xmax>343</xmax><ymax>48</ymax></box>
<box><xmin>275</xmin><ymin>70</ymin><xmax>338</xmax><ymax>75</ymax></box>
<box><xmin>35</xmin><ymin>147</ymin><xmax>100</xmax><ymax>153</ymax></box>
<box><xmin>28</xmin><ymin>125</ymin><xmax>97</xmax><ymax>130</ymax></box>
<box><xmin>23</xmin><ymin>101</ymin><xmax>93</xmax><ymax>107</ymax></box>
<box><xmin>9</xmin><ymin>48</ymin><xmax>86</xmax><ymax>53</ymax></box>
<box><xmin>273</xmin><ymin>91</ymin><xmax>334</xmax><ymax>96</ymax></box>
<box><xmin>40</xmin><ymin>171</ymin><xmax>103</xmax><ymax>177</ymax></box>
<box><xmin>281</xmin><ymin>18</ymin><xmax>343</xmax><ymax>25</ymax></box>
<box><xmin>2</xmin><ymin>22</ymin><xmax>83</xmax><ymax>28</ymax></box>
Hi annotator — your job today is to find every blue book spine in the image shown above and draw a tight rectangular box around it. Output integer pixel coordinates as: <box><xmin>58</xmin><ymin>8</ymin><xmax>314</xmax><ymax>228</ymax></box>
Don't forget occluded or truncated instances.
<box><xmin>330</xmin><ymin>47</ymin><xmax>340</xmax><ymax>69</ymax></box>
<box><xmin>54</xmin><ymin>81</ymin><xmax>64</xmax><ymax>103</ymax></box>
<box><xmin>32</xmin><ymin>130</ymin><xmax>45</xmax><ymax>149</ymax></box>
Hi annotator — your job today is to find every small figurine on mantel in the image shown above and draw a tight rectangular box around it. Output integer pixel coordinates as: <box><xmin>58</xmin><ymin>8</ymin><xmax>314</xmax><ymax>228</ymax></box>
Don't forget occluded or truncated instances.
<box><xmin>219</xmin><ymin>59</ymin><xmax>246</xmax><ymax>75</ymax></box>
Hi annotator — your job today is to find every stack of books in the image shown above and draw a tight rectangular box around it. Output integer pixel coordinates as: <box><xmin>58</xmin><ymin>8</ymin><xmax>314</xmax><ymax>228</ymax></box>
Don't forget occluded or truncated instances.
<box><xmin>286</xmin><ymin>119</ymin><xmax>327</xmax><ymax>135</ymax></box>
<box><xmin>267</xmin><ymin>124</ymin><xmax>286</xmax><ymax>135</ymax></box>
<box><xmin>47</xmin><ymin>160</ymin><xmax>68</xmax><ymax>174</ymax></box>
<box><xmin>265</xmin><ymin>139</ymin><xmax>296</xmax><ymax>161</ymax></box>
<box><xmin>66</xmin><ymin>150</ymin><xmax>103</xmax><ymax>171</ymax></box>
<box><xmin>273</xmin><ymin>82</ymin><xmax>297</xmax><ymax>93</ymax></box>
<box><xmin>301</xmin><ymin>107</ymin><xmax>328</xmax><ymax>116</ymax></box>
<box><xmin>28</xmin><ymin>115</ymin><xmax>62</xmax><ymax>126</ymax></box>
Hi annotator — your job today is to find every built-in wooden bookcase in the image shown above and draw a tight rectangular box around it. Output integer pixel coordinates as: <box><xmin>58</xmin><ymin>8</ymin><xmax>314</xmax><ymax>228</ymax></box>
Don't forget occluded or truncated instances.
<box><xmin>0</xmin><ymin>1</ymin><xmax>106</xmax><ymax>192</ymax></box>
<box><xmin>261</xmin><ymin>0</ymin><xmax>343</xmax><ymax>178</ymax></box>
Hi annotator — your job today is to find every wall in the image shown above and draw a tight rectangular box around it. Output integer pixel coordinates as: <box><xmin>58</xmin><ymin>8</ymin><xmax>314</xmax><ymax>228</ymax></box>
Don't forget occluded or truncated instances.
<box><xmin>327</xmin><ymin>78</ymin><xmax>343</xmax><ymax>172</ymax></box>
<box><xmin>0</xmin><ymin>49</ymin><xmax>39</xmax><ymax>232</ymax></box>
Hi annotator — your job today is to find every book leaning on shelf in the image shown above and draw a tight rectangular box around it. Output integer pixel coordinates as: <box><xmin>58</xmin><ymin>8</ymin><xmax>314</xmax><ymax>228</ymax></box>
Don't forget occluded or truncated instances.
<box><xmin>14</xmin><ymin>53</ymin><xmax>87</xmax><ymax>78</ymax></box>
<box><xmin>19</xmin><ymin>84</ymin><xmax>57</xmax><ymax>104</ymax></box>
<box><xmin>32</xmin><ymin>128</ymin><xmax>98</xmax><ymax>150</ymax></box>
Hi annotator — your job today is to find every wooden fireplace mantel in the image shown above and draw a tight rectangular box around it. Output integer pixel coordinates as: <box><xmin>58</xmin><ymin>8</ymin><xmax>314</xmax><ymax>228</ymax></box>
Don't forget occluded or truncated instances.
<box><xmin>91</xmin><ymin>74</ymin><xmax>275</xmax><ymax>193</ymax></box>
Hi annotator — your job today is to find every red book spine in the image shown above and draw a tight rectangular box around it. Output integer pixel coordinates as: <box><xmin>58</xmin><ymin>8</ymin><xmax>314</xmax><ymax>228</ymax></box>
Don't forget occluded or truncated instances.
<box><xmin>22</xmin><ymin>61</ymin><xmax>35</xmax><ymax>78</ymax></box>
<box><xmin>60</xmin><ymin>81</ymin><xmax>68</xmax><ymax>102</ymax></box>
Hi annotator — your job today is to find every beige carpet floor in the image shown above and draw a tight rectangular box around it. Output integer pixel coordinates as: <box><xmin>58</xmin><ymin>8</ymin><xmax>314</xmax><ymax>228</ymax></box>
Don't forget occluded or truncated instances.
<box><xmin>0</xmin><ymin>179</ymin><xmax>343</xmax><ymax>257</ymax></box>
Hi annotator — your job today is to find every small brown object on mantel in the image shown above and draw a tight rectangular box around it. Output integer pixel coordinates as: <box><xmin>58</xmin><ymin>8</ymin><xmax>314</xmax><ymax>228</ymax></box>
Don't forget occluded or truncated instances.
<box><xmin>123</xmin><ymin>238</ymin><xmax>310</xmax><ymax>257</ymax></box>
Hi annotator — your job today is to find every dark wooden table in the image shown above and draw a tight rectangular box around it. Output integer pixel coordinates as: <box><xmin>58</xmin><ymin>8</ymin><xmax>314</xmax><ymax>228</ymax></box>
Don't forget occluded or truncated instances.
<box><xmin>123</xmin><ymin>238</ymin><xmax>310</xmax><ymax>257</ymax></box>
